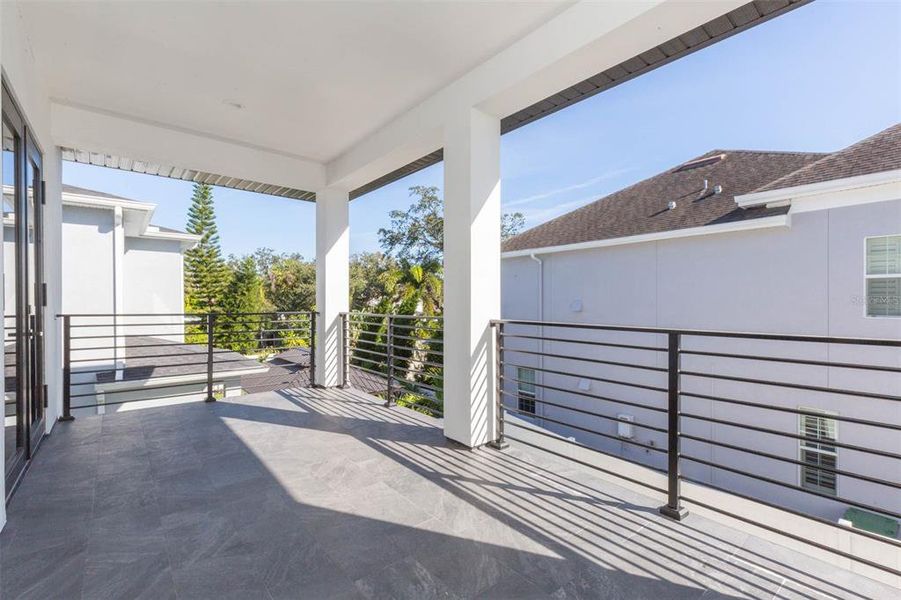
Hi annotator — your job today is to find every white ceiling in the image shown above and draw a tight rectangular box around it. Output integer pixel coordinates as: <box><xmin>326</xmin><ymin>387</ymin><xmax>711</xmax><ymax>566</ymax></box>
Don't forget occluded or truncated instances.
<box><xmin>19</xmin><ymin>1</ymin><xmax>570</xmax><ymax>163</ymax></box>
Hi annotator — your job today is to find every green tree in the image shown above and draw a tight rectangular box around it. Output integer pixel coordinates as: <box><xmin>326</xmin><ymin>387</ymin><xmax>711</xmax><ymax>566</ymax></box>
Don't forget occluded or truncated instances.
<box><xmin>502</xmin><ymin>212</ymin><xmax>526</xmax><ymax>240</ymax></box>
<box><xmin>377</xmin><ymin>185</ymin><xmax>526</xmax><ymax>264</ymax></box>
<box><xmin>379</xmin><ymin>262</ymin><xmax>443</xmax><ymax>316</ymax></box>
<box><xmin>260</xmin><ymin>253</ymin><xmax>316</xmax><ymax>312</ymax></box>
<box><xmin>378</xmin><ymin>185</ymin><xmax>444</xmax><ymax>264</ymax></box>
<box><xmin>217</xmin><ymin>256</ymin><xmax>271</xmax><ymax>353</ymax></box>
<box><xmin>350</xmin><ymin>252</ymin><xmax>396</xmax><ymax>311</ymax></box>
<box><xmin>184</xmin><ymin>183</ymin><xmax>229</xmax><ymax>311</ymax></box>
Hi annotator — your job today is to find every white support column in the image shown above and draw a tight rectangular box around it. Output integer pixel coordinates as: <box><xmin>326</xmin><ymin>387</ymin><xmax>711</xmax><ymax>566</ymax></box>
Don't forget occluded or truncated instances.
<box><xmin>314</xmin><ymin>188</ymin><xmax>349</xmax><ymax>387</ymax></box>
<box><xmin>442</xmin><ymin>107</ymin><xmax>501</xmax><ymax>448</ymax></box>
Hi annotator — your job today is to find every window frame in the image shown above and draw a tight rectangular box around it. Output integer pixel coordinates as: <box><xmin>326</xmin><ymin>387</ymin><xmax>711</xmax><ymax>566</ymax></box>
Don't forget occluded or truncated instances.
<box><xmin>797</xmin><ymin>408</ymin><xmax>838</xmax><ymax>497</ymax></box>
<box><xmin>864</xmin><ymin>234</ymin><xmax>901</xmax><ymax>319</ymax></box>
<box><xmin>516</xmin><ymin>367</ymin><xmax>537</xmax><ymax>415</ymax></box>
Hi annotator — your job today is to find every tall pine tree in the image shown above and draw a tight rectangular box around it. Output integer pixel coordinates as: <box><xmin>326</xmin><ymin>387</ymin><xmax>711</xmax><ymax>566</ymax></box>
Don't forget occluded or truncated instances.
<box><xmin>184</xmin><ymin>183</ymin><xmax>229</xmax><ymax>311</ymax></box>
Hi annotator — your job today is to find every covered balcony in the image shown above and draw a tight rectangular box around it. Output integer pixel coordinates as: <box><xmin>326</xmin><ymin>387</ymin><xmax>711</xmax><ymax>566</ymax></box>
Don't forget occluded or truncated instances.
<box><xmin>1</xmin><ymin>1</ymin><xmax>899</xmax><ymax>598</ymax></box>
<box><xmin>3</xmin><ymin>387</ymin><xmax>897</xmax><ymax>599</ymax></box>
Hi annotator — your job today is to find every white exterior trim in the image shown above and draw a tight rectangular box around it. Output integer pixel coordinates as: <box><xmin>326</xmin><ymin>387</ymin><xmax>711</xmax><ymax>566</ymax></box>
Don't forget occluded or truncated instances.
<box><xmin>735</xmin><ymin>170</ymin><xmax>901</xmax><ymax>210</ymax></box>
<box><xmin>501</xmin><ymin>214</ymin><xmax>791</xmax><ymax>259</ymax></box>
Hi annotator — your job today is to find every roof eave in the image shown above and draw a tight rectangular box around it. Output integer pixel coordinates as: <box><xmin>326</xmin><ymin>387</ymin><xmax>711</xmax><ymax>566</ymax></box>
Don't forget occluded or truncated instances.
<box><xmin>735</xmin><ymin>169</ymin><xmax>901</xmax><ymax>209</ymax></box>
<box><xmin>502</xmin><ymin>214</ymin><xmax>791</xmax><ymax>258</ymax></box>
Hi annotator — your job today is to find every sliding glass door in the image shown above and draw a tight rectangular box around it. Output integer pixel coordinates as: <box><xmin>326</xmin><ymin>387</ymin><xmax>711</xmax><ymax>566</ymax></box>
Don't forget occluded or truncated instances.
<box><xmin>3</xmin><ymin>81</ymin><xmax>45</xmax><ymax>497</ymax></box>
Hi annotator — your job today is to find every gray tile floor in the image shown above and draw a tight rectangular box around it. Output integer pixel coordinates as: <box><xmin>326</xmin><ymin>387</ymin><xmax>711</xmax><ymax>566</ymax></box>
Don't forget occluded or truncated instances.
<box><xmin>0</xmin><ymin>388</ymin><xmax>895</xmax><ymax>599</ymax></box>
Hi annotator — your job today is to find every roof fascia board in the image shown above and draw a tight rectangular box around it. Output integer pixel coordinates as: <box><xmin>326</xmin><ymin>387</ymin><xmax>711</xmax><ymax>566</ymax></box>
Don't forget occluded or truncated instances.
<box><xmin>501</xmin><ymin>214</ymin><xmax>790</xmax><ymax>259</ymax></box>
<box><xmin>735</xmin><ymin>170</ymin><xmax>901</xmax><ymax>209</ymax></box>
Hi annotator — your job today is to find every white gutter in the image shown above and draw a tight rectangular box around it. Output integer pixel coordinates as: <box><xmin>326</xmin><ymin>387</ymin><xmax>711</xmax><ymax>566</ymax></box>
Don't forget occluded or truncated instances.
<box><xmin>502</xmin><ymin>214</ymin><xmax>790</xmax><ymax>259</ymax></box>
<box><xmin>734</xmin><ymin>169</ymin><xmax>901</xmax><ymax>209</ymax></box>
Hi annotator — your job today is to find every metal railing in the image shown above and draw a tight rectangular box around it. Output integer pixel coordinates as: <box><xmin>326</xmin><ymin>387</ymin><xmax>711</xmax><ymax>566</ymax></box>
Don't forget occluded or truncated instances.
<box><xmin>60</xmin><ymin>311</ymin><xmax>316</xmax><ymax>419</ymax></box>
<box><xmin>491</xmin><ymin>318</ymin><xmax>901</xmax><ymax>577</ymax></box>
<box><xmin>342</xmin><ymin>312</ymin><xmax>443</xmax><ymax>417</ymax></box>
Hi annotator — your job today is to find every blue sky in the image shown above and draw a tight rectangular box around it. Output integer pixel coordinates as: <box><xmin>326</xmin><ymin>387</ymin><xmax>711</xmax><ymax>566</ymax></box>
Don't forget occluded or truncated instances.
<box><xmin>64</xmin><ymin>0</ymin><xmax>900</xmax><ymax>260</ymax></box>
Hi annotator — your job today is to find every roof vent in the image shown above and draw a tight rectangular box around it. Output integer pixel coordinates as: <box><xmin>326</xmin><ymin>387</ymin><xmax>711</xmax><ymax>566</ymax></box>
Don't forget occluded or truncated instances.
<box><xmin>674</xmin><ymin>153</ymin><xmax>726</xmax><ymax>172</ymax></box>
<box><xmin>667</xmin><ymin>201</ymin><xmax>677</xmax><ymax>210</ymax></box>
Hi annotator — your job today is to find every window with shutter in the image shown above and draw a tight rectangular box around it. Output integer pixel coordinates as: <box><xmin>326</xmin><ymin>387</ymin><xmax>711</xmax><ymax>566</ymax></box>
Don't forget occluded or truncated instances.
<box><xmin>799</xmin><ymin>411</ymin><xmax>838</xmax><ymax>495</ymax></box>
<box><xmin>865</xmin><ymin>235</ymin><xmax>901</xmax><ymax>317</ymax></box>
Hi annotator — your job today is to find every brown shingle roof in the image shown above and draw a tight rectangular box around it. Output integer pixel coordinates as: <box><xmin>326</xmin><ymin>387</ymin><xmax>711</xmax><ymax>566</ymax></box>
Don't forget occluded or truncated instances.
<box><xmin>755</xmin><ymin>123</ymin><xmax>901</xmax><ymax>192</ymax></box>
<box><xmin>502</xmin><ymin>150</ymin><xmax>825</xmax><ymax>253</ymax></box>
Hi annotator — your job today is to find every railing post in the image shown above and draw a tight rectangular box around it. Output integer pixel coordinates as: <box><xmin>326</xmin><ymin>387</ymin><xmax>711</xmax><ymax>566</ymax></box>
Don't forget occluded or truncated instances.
<box><xmin>59</xmin><ymin>315</ymin><xmax>74</xmax><ymax>421</ymax></box>
<box><xmin>340</xmin><ymin>312</ymin><xmax>349</xmax><ymax>388</ymax></box>
<box><xmin>659</xmin><ymin>331</ymin><xmax>688</xmax><ymax>520</ymax></box>
<box><xmin>385</xmin><ymin>315</ymin><xmax>394</xmax><ymax>407</ymax></box>
<box><xmin>205</xmin><ymin>313</ymin><xmax>216</xmax><ymax>402</ymax></box>
<box><xmin>309</xmin><ymin>312</ymin><xmax>317</xmax><ymax>387</ymax></box>
<box><xmin>489</xmin><ymin>321</ymin><xmax>508</xmax><ymax>450</ymax></box>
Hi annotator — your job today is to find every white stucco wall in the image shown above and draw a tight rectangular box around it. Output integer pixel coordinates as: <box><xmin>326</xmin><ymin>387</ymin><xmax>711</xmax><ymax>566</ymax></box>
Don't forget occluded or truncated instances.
<box><xmin>501</xmin><ymin>199</ymin><xmax>901</xmax><ymax>523</ymax></box>
<box><xmin>61</xmin><ymin>205</ymin><xmax>116</xmax><ymax>315</ymax></box>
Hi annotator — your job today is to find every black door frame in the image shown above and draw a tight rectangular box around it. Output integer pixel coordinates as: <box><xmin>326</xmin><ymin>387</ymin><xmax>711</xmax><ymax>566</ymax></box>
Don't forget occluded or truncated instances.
<box><xmin>2</xmin><ymin>78</ymin><xmax>46</xmax><ymax>500</ymax></box>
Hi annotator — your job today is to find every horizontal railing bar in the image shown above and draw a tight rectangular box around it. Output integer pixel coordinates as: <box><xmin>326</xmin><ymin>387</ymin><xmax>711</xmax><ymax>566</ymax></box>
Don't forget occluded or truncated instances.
<box><xmin>680</xmin><ymin>433</ymin><xmax>899</xmax><ymax>488</ymax></box>
<box><xmin>211</xmin><ymin>328</ymin><xmax>311</xmax><ymax>337</ymax></box>
<box><xmin>499</xmin><ymin>389</ymin><xmax>666</xmax><ymax>434</ymax></box>
<box><xmin>71</xmin><ymin>390</ymin><xmax>212</xmax><ymax>409</ymax></box>
<box><xmin>501</xmin><ymin>332</ymin><xmax>665</xmax><ymax>353</ymax></box>
<box><xmin>388</xmin><ymin>363</ymin><xmax>443</xmax><ymax>381</ymax></box>
<box><xmin>61</xmin><ymin>311</ymin><xmax>314</xmax><ymax>318</ymax></box>
<box><xmin>681</xmin><ymin>453</ymin><xmax>901</xmax><ymax>521</ymax></box>
<box><xmin>70</xmin><ymin>321</ymin><xmax>203</xmax><ymax>329</ymax></box>
<box><xmin>492</xmin><ymin>318</ymin><xmax>901</xmax><ymax>347</ymax></box>
<box><xmin>680</xmin><ymin>493</ymin><xmax>900</xmax><ymax>576</ymax></box>
<box><xmin>679</xmin><ymin>412</ymin><xmax>901</xmax><ymax>459</ymax></box>
<box><xmin>499</xmin><ymin>373</ymin><xmax>667</xmax><ymax>414</ymax></box>
<box><xmin>248</xmin><ymin>346</ymin><xmax>309</xmax><ymax>354</ymax></box>
<box><xmin>71</xmin><ymin>332</ymin><xmax>208</xmax><ymax>341</ymax></box>
<box><xmin>348</xmin><ymin>312</ymin><xmax>443</xmax><ymax>320</ymax></box>
<box><xmin>680</xmin><ymin>370</ymin><xmax>901</xmax><ymax>402</ymax></box>
<box><xmin>347</xmin><ymin>363</ymin><xmax>388</xmax><ymax>380</ymax></box>
<box><xmin>393</xmin><ymin>396</ymin><xmax>443</xmax><ymax>416</ymax></box>
<box><xmin>390</xmin><ymin>385</ymin><xmax>439</xmax><ymax>402</ymax></box>
<box><xmin>501</xmin><ymin>363</ymin><xmax>665</xmax><ymax>393</ymax></box>
<box><xmin>503</xmin><ymin>402</ymin><xmax>666</xmax><ymax>453</ymax></box>
<box><xmin>388</xmin><ymin>343</ymin><xmax>444</xmax><ymax>356</ymax></box>
<box><xmin>503</xmin><ymin>348</ymin><xmax>665</xmax><ymax>373</ymax></box>
<box><xmin>504</xmin><ymin>425</ymin><xmax>668</xmax><ymax>494</ymax></box>
<box><xmin>68</xmin><ymin>357</ymin><xmax>263</xmax><ymax>376</ymax></box>
<box><xmin>680</xmin><ymin>349</ymin><xmax>901</xmax><ymax>373</ymax></box>
<box><xmin>71</xmin><ymin>341</ymin><xmax>209</xmax><ymax>352</ymax></box>
<box><xmin>680</xmin><ymin>391</ymin><xmax>901</xmax><ymax>431</ymax></box>
<box><xmin>350</xmin><ymin>347</ymin><xmax>390</xmax><ymax>359</ymax></box>
<box><xmin>396</xmin><ymin>379</ymin><xmax>440</xmax><ymax>394</ymax></box>
<box><xmin>69</xmin><ymin>349</ymin><xmax>235</xmax><ymax>363</ymax></box>
<box><xmin>69</xmin><ymin>379</ymin><xmax>216</xmax><ymax>398</ymax></box>
<box><xmin>388</xmin><ymin>332</ymin><xmax>443</xmax><ymax>343</ymax></box>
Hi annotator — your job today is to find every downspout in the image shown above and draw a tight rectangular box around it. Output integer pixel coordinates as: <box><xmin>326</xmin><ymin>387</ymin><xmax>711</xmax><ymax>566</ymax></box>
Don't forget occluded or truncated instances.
<box><xmin>529</xmin><ymin>253</ymin><xmax>544</xmax><ymax>416</ymax></box>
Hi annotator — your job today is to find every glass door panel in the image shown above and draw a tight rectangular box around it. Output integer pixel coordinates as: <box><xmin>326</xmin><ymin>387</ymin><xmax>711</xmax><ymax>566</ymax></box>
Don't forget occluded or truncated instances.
<box><xmin>2</xmin><ymin>115</ymin><xmax>25</xmax><ymax>484</ymax></box>
<box><xmin>25</xmin><ymin>150</ymin><xmax>44</xmax><ymax>448</ymax></box>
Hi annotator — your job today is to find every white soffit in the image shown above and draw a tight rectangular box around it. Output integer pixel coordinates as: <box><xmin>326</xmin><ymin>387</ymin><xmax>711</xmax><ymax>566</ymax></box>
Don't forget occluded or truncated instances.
<box><xmin>19</xmin><ymin>1</ymin><xmax>571</xmax><ymax>162</ymax></box>
<box><xmin>60</xmin><ymin>146</ymin><xmax>317</xmax><ymax>202</ymax></box>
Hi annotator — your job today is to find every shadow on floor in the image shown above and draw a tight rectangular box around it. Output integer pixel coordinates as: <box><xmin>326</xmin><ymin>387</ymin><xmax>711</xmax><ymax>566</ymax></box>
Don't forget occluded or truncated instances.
<box><xmin>0</xmin><ymin>387</ymin><xmax>892</xmax><ymax>599</ymax></box>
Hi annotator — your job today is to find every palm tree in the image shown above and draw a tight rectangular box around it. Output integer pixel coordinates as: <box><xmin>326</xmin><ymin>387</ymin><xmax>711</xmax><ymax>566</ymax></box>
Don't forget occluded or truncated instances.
<box><xmin>378</xmin><ymin>261</ymin><xmax>443</xmax><ymax>316</ymax></box>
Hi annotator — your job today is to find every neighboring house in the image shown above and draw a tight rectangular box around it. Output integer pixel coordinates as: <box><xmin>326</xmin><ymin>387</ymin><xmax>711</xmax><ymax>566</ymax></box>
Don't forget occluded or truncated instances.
<box><xmin>501</xmin><ymin>124</ymin><xmax>901</xmax><ymax>526</ymax></box>
<box><xmin>56</xmin><ymin>184</ymin><xmax>199</xmax><ymax>320</ymax></box>
<box><xmin>2</xmin><ymin>185</ymin><xmax>268</xmax><ymax>415</ymax></box>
